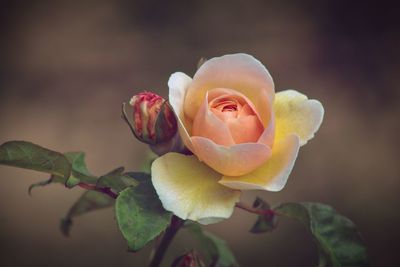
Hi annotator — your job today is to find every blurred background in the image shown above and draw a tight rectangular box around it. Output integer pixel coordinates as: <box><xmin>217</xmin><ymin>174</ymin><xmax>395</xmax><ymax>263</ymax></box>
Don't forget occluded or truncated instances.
<box><xmin>0</xmin><ymin>0</ymin><xmax>399</xmax><ymax>266</ymax></box>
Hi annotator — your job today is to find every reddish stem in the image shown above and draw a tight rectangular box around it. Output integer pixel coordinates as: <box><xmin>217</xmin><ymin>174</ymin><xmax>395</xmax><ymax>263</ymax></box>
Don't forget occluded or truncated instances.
<box><xmin>235</xmin><ymin>202</ymin><xmax>276</xmax><ymax>216</ymax></box>
<box><xmin>78</xmin><ymin>183</ymin><xmax>118</xmax><ymax>199</ymax></box>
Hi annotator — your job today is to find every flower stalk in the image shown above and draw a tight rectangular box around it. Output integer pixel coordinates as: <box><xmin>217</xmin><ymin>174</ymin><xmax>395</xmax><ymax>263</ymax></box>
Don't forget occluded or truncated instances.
<box><xmin>148</xmin><ymin>215</ymin><xmax>184</xmax><ymax>267</ymax></box>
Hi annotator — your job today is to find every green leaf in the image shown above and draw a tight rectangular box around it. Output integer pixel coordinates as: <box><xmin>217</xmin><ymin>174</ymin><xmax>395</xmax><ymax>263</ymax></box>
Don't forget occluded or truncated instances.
<box><xmin>275</xmin><ymin>202</ymin><xmax>369</xmax><ymax>267</ymax></box>
<box><xmin>60</xmin><ymin>190</ymin><xmax>114</xmax><ymax>236</ymax></box>
<box><xmin>28</xmin><ymin>153</ymin><xmax>107</xmax><ymax>193</ymax></box>
<box><xmin>250</xmin><ymin>197</ymin><xmax>278</xmax><ymax>234</ymax></box>
<box><xmin>96</xmin><ymin>167</ymin><xmax>139</xmax><ymax>193</ymax></box>
<box><xmin>28</xmin><ymin>177</ymin><xmax>53</xmax><ymax>195</ymax></box>
<box><xmin>0</xmin><ymin>140</ymin><xmax>142</xmax><ymax>195</ymax></box>
<box><xmin>64</xmin><ymin>152</ymin><xmax>91</xmax><ymax>176</ymax></box>
<box><xmin>64</xmin><ymin>152</ymin><xmax>97</xmax><ymax>188</ymax></box>
<box><xmin>28</xmin><ymin>174</ymin><xmax>66</xmax><ymax>195</ymax></box>
<box><xmin>115</xmin><ymin>181</ymin><xmax>172</xmax><ymax>251</ymax></box>
<box><xmin>28</xmin><ymin>152</ymin><xmax>96</xmax><ymax>193</ymax></box>
<box><xmin>186</xmin><ymin>223</ymin><xmax>238</xmax><ymax>267</ymax></box>
<box><xmin>0</xmin><ymin>141</ymin><xmax>71</xmax><ymax>180</ymax></box>
<box><xmin>124</xmin><ymin>171</ymin><xmax>151</xmax><ymax>183</ymax></box>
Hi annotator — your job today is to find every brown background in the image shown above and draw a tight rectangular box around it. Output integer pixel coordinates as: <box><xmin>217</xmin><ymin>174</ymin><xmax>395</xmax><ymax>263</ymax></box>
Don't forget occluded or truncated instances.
<box><xmin>0</xmin><ymin>0</ymin><xmax>399</xmax><ymax>266</ymax></box>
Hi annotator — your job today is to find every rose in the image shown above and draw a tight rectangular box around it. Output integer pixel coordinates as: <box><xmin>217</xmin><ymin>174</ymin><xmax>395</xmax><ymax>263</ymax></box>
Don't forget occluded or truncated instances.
<box><xmin>151</xmin><ymin>54</ymin><xmax>324</xmax><ymax>224</ymax></box>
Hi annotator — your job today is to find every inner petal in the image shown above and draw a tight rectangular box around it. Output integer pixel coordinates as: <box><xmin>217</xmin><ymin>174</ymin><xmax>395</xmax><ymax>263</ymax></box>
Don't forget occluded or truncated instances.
<box><xmin>238</xmin><ymin>104</ymin><xmax>254</xmax><ymax>117</ymax></box>
<box><xmin>192</xmin><ymin>93</ymin><xmax>236</xmax><ymax>146</ymax></box>
<box><xmin>210</xmin><ymin>96</ymin><xmax>242</xmax><ymax>122</ymax></box>
<box><xmin>213</xmin><ymin>99</ymin><xmax>241</xmax><ymax>112</ymax></box>
<box><xmin>192</xmin><ymin>88</ymin><xmax>268</xmax><ymax>146</ymax></box>
<box><xmin>208</xmin><ymin>89</ymin><xmax>264</xmax><ymax>144</ymax></box>
<box><xmin>207</xmin><ymin>88</ymin><xmax>265</xmax><ymax>126</ymax></box>
<box><xmin>211</xmin><ymin>108</ymin><xmax>238</xmax><ymax>121</ymax></box>
<box><xmin>226</xmin><ymin>115</ymin><xmax>263</xmax><ymax>143</ymax></box>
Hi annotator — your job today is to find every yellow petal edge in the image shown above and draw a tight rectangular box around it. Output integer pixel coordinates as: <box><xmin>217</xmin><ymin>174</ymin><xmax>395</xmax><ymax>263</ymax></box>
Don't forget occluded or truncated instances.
<box><xmin>274</xmin><ymin>89</ymin><xmax>324</xmax><ymax>146</ymax></box>
<box><xmin>219</xmin><ymin>134</ymin><xmax>300</xmax><ymax>191</ymax></box>
<box><xmin>151</xmin><ymin>152</ymin><xmax>241</xmax><ymax>224</ymax></box>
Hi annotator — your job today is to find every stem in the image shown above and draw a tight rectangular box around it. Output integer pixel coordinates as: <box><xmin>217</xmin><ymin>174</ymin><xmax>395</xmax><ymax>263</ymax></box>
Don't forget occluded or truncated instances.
<box><xmin>78</xmin><ymin>183</ymin><xmax>118</xmax><ymax>199</ymax></box>
<box><xmin>235</xmin><ymin>202</ymin><xmax>276</xmax><ymax>216</ymax></box>
<box><xmin>148</xmin><ymin>215</ymin><xmax>184</xmax><ymax>267</ymax></box>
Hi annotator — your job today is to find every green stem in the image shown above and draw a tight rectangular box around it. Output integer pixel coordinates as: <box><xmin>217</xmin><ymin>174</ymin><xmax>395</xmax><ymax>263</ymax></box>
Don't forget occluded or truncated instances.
<box><xmin>148</xmin><ymin>215</ymin><xmax>184</xmax><ymax>267</ymax></box>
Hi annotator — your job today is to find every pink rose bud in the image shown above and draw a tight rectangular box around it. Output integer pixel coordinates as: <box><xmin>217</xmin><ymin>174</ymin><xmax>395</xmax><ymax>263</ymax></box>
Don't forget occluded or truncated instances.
<box><xmin>171</xmin><ymin>251</ymin><xmax>205</xmax><ymax>267</ymax></box>
<box><xmin>129</xmin><ymin>92</ymin><xmax>177</xmax><ymax>145</ymax></box>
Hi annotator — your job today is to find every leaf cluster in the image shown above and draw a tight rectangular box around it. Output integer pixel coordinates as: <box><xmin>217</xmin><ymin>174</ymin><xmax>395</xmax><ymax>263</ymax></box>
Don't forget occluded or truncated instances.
<box><xmin>0</xmin><ymin>141</ymin><xmax>369</xmax><ymax>267</ymax></box>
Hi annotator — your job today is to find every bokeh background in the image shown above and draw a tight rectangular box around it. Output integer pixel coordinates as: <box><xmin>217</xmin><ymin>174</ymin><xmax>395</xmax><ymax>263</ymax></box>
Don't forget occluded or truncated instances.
<box><xmin>0</xmin><ymin>0</ymin><xmax>399</xmax><ymax>266</ymax></box>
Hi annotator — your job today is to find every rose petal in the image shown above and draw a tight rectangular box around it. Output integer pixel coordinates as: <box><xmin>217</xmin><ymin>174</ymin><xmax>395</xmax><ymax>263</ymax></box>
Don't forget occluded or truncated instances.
<box><xmin>226</xmin><ymin>115</ymin><xmax>264</xmax><ymax>144</ymax></box>
<box><xmin>257</xmin><ymin>111</ymin><xmax>275</xmax><ymax>147</ymax></box>
<box><xmin>184</xmin><ymin>53</ymin><xmax>274</xmax><ymax>126</ymax></box>
<box><xmin>168</xmin><ymin>72</ymin><xmax>194</xmax><ymax>150</ymax></box>
<box><xmin>192</xmin><ymin>92</ymin><xmax>235</xmax><ymax>146</ymax></box>
<box><xmin>212</xmin><ymin>107</ymin><xmax>238</xmax><ymax>121</ymax></box>
<box><xmin>208</xmin><ymin>88</ymin><xmax>266</xmax><ymax>127</ymax></box>
<box><xmin>151</xmin><ymin>152</ymin><xmax>241</xmax><ymax>224</ymax></box>
<box><xmin>219</xmin><ymin>134</ymin><xmax>300</xmax><ymax>191</ymax></box>
<box><xmin>191</xmin><ymin>136</ymin><xmax>272</xmax><ymax>176</ymax></box>
<box><xmin>274</xmin><ymin>90</ymin><xmax>324</xmax><ymax>146</ymax></box>
<box><xmin>237</xmin><ymin>104</ymin><xmax>254</xmax><ymax>117</ymax></box>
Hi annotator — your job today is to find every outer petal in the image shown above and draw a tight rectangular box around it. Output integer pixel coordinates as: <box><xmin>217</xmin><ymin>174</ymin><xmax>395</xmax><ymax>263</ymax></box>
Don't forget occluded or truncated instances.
<box><xmin>168</xmin><ymin>72</ymin><xmax>194</xmax><ymax>150</ymax></box>
<box><xmin>151</xmin><ymin>153</ymin><xmax>240</xmax><ymax>224</ymax></box>
<box><xmin>219</xmin><ymin>134</ymin><xmax>300</xmax><ymax>191</ymax></box>
<box><xmin>257</xmin><ymin>110</ymin><xmax>275</xmax><ymax>147</ymax></box>
<box><xmin>274</xmin><ymin>90</ymin><xmax>324</xmax><ymax>146</ymax></box>
<box><xmin>184</xmin><ymin>53</ymin><xmax>274</xmax><ymax>126</ymax></box>
<box><xmin>191</xmin><ymin>136</ymin><xmax>272</xmax><ymax>176</ymax></box>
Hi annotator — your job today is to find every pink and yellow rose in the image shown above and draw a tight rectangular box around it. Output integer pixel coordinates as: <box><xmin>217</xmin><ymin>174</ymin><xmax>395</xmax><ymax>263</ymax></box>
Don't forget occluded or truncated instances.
<box><xmin>151</xmin><ymin>53</ymin><xmax>324</xmax><ymax>224</ymax></box>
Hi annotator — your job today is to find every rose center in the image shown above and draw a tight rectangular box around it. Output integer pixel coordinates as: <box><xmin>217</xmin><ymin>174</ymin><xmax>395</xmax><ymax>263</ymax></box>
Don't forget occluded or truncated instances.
<box><xmin>214</xmin><ymin>99</ymin><xmax>238</xmax><ymax>110</ymax></box>
<box><xmin>191</xmin><ymin>89</ymin><xmax>265</xmax><ymax>146</ymax></box>
<box><xmin>210</xmin><ymin>98</ymin><xmax>242</xmax><ymax>118</ymax></box>
<box><xmin>223</xmin><ymin>105</ymin><xmax>236</xmax><ymax>111</ymax></box>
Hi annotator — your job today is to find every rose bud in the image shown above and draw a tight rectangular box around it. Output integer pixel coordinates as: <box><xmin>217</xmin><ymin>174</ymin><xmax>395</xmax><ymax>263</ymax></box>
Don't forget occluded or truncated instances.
<box><xmin>171</xmin><ymin>251</ymin><xmax>205</xmax><ymax>267</ymax></box>
<box><xmin>129</xmin><ymin>92</ymin><xmax>178</xmax><ymax>145</ymax></box>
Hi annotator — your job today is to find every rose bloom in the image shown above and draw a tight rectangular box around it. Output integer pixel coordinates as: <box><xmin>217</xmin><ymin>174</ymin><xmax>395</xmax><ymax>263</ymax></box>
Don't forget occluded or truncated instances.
<box><xmin>152</xmin><ymin>54</ymin><xmax>324</xmax><ymax>224</ymax></box>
